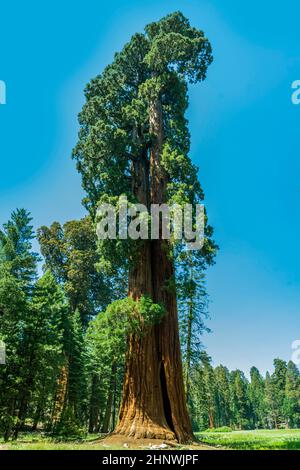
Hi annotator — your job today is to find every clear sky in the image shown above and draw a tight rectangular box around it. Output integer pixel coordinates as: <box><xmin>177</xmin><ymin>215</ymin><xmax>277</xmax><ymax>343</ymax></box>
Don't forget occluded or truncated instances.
<box><xmin>0</xmin><ymin>0</ymin><xmax>299</xmax><ymax>376</ymax></box>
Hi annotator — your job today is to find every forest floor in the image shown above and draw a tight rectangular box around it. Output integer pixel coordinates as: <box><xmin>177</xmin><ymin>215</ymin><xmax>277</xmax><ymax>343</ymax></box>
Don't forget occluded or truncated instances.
<box><xmin>0</xmin><ymin>432</ymin><xmax>216</xmax><ymax>450</ymax></box>
<box><xmin>1</xmin><ymin>429</ymin><xmax>300</xmax><ymax>450</ymax></box>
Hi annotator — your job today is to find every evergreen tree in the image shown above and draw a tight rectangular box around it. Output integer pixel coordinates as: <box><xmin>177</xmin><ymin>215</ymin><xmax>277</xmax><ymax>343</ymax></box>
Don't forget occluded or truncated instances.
<box><xmin>177</xmin><ymin>251</ymin><xmax>211</xmax><ymax>403</ymax></box>
<box><xmin>264</xmin><ymin>371</ymin><xmax>277</xmax><ymax>429</ymax></box>
<box><xmin>0</xmin><ymin>264</ymin><xmax>27</xmax><ymax>439</ymax></box>
<box><xmin>13</xmin><ymin>271</ymin><xmax>66</xmax><ymax>437</ymax></box>
<box><xmin>189</xmin><ymin>353</ymin><xmax>217</xmax><ymax>430</ymax></box>
<box><xmin>38</xmin><ymin>217</ymin><xmax>113</xmax><ymax>325</ymax></box>
<box><xmin>249</xmin><ymin>366</ymin><xmax>265</xmax><ymax>428</ymax></box>
<box><xmin>85</xmin><ymin>301</ymin><xmax>128</xmax><ymax>433</ymax></box>
<box><xmin>271</xmin><ymin>359</ymin><xmax>288</xmax><ymax>428</ymax></box>
<box><xmin>0</xmin><ymin>209</ymin><xmax>39</xmax><ymax>289</ymax></box>
<box><xmin>0</xmin><ymin>209</ymin><xmax>39</xmax><ymax>439</ymax></box>
<box><xmin>283</xmin><ymin>361</ymin><xmax>300</xmax><ymax>428</ymax></box>
<box><xmin>230</xmin><ymin>370</ymin><xmax>250</xmax><ymax>430</ymax></box>
<box><xmin>73</xmin><ymin>10</ymin><xmax>216</xmax><ymax>442</ymax></box>
<box><xmin>214</xmin><ymin>365</ymin><xmax>231</xmax><ymax>427</ymax></box>
<box><xmin>0</xmin><ymin>210</ymin><xmax>66</xmax><ymax>439</ymax></box>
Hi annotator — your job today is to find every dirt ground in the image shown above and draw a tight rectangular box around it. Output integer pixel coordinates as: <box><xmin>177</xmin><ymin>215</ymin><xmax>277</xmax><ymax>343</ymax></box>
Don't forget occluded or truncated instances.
<box><xmin>99</xmin><ymin>434</ymin><xmax>218</xmax><ymax>450</ymax></box>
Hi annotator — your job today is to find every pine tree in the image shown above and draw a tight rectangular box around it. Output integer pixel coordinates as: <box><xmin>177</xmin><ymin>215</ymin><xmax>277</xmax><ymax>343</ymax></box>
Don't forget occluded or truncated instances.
<box><xmin>249</xmin><ymin>366</ymin><xmax>265</xmax><ymax>428</ymax></box>
<box><xmin>0</xmin><ymin>264</ymin><xmax>27</xmax><ymax>439</ymax></box>
<box><xmin>0</xmin><ymin>209</ymin><xmax>39</xmax><ymax>439</ymax></box>
<box><xmin>0</xmin><ymin>209</ymin><xmax>39</xmax><ymax>289</ymax></box>
<box><xmin>13</xmin><ymin>271</ymin><xmax>66</xmax><ymax>437</ymax></box>
<box><xmin>264</xmin><ymin>371</ymin><xmax>277</xmax><ymax>428</ymax></box>
<box><xmin>283</xmin><ymin>361</ymin><xmax>300</xmax><ymax>428</ymax></box>
<box><xmin>177</xmin><ymin>251</ymin><xmax>211</xmax><ymax>403</ymax></box>
<box><xmin>214</xmin><ymin>365</ymin><xmax>231</xmax><ymax>427</ymax></box>
<box><xmin>230</xmin><ymin>370</ymin><xmax>250</xmax><ymax>430</ymax></box>
<box><xmin>0</xmin><ymin>210</ymin><xmax>65</xmax><ymax>439</ymax></box>
<box><xmin>271</xmin><ymin>359</ymin><xmax>288</xmax><ymax>428</ymax></box>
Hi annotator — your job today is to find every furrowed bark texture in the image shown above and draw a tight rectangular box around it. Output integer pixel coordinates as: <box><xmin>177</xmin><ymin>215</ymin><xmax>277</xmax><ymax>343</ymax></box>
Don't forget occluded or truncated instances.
<box><xmin>115</xmin><ymin>100</ymin><xmax>193</xmax><ymax>443</ymax></box>
<box><xmin>51</xmin><ymin>362</ymin><xmax>69</xmax><ymax>427</ymax></box>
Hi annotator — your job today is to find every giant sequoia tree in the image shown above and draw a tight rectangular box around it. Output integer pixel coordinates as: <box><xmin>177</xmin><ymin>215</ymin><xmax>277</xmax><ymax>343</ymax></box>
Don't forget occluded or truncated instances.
<box><xmin>73</xmin><ymin>12</ymin><xmax>216</xmax><ymax>442</ymax></box>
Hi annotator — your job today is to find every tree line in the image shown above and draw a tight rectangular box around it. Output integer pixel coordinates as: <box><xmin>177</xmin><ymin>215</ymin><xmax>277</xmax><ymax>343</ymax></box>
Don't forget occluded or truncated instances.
<box><xmin>190</xmin><ymin>356</ymin><xmax>300</xmax><ymax>431</ymax></box>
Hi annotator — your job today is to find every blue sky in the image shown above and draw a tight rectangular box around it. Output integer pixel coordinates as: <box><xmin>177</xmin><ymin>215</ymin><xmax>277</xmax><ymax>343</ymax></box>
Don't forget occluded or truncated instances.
<box><xmin>0</xmin><ymin>0</ymin><xmax>300</xmax><ymax>375</ymax></box>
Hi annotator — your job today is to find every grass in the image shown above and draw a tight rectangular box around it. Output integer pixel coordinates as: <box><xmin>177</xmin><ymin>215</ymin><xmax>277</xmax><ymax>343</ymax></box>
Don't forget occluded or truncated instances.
<box><xmin>0</xmin><ymin>432</ymin><xmax>111</xmax><ymax>450</ymax></box>
<box><xmin>196</xmin><ymin>429</ymin><xmax>300</xmax><ymax>450</ymax></box>
<box><xmin>2</xmin><ymin>429</ymin><xmax>300</xmax><ymax>450</ymax></box>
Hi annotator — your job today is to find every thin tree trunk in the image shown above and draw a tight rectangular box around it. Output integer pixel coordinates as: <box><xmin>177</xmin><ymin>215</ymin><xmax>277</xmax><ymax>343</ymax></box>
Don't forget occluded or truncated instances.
<box><xmin>88</xmin><ymin>374</ymin><xmax>100</xmax><ymax>433</ymax></box>
<box><xmin>208</xmin><ymin>409</ymin><xmax>214</xmax><ymax>429</ymax></box>
<box><xmin>3</xmin><ymin>398</ymin><xmax>16</xmax><ymax>442</ymax></box>
<box><xmin>32</xmin><ymin>374</ymin><xmax>48</xmax><ymax>431</ymax></box>
<box><xmin>13</xmin><ymin>396</ymin><xmax>29</xmax><ymax>439</ymax></box>
<box><xmin>102</xmin><ymin>362</ymin><xmax>117</xmax><ymax>433</ymax></box>
<box><xmin>32</xmin><ymin>404</ymin><xmax>42</xmax><ymax>432</ymax></box>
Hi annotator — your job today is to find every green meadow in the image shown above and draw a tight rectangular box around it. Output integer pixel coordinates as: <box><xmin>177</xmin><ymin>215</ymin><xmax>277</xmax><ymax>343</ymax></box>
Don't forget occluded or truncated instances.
<box><xmin>196</xmin><ymin>429</ymin><xmax>300</xmax><ymax>450</ymax></box>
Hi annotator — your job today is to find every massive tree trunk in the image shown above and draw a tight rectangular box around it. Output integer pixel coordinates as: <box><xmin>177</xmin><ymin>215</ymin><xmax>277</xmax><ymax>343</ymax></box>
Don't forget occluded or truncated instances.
<box><xmin>115</xmin><ymin>100</ymin><xmax>193</xmax><ymax>443</ymax></box>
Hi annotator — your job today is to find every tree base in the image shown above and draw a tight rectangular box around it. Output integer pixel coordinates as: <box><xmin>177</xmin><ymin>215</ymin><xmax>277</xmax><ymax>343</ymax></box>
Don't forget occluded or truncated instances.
<box><xmin>114</xmin><ymin>418</ymin><xmax>175</xmax><ymax>441</ymax></box>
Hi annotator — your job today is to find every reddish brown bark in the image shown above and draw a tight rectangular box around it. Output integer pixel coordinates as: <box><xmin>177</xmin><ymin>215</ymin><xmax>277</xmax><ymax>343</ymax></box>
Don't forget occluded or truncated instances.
<box><xmin>115</xmin><ymin>98</ymin><xmax>193</xmax><ymax>443</ymax></box>
<box><xmin>52</xmin><ymin>362</ymin><xmax>68</xmax><ymax>427</ymax></box>
<box><xmin>209</xmin><ymin>412</ymin><xmax>214</xmax><ymax>430</ymax></box>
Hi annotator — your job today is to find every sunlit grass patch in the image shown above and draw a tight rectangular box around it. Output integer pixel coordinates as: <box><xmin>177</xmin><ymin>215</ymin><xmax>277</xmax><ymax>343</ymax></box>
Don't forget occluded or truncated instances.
<box><xmin>196</xmin><ymin>429</ymin><xmax>300</xmax><ymax>450</ymax></box>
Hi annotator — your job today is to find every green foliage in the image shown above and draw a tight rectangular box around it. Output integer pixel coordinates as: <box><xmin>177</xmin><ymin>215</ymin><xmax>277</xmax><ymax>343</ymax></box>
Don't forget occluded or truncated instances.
<box><xmin>72</xmin><ymin>11</ymin><xmax>216</xmax><ymax>266</ymax></box>
<box><xmin>283</xmin><ymin>361</ymin><xmax>300</xmax><ymax>428</ymax></box>
<box><xmin>189</xmin><ymin>357</ymin><xmax>300</xmax><ymax>433</ymax></box>
<box><xmin>84</xmin><ymin>295</ymin><xmax>164</xmax><ymax>433</ymax></box>
<box><xmin>37</xmin><ymin>216</ymin><xmax>114</xmax><ymax>325</ymax></box>
<box><xmin>248</xmin><ymin>366</ymin><xmax>266</xmax><ymax>428</ymax></box>
<box><xmin>91</xmin><ymin>296</ymin><xmax>165</xmax><ymax>340</ymax></box>
<box><xmin>214</xmin><ymin>365</ymin><xmax>232</xmax><ymax>428</ymax></box>
<box><xmin>264</xmin><ymin>359</ymin><xmax>288</xmax><ymax>428</ymax></box>
<box><xmin>0</xmin><ymin>210</ymin><xmax>66</xmax><ymax>439</ymax></box>
<box><xmin>189</xmin><ymin>353</ymin><xmax>217</xmax><ymax>431</ymax></box>
<box><xmin>0</xmin><ymin>208</ymin><xmax>39</xmax><ymax>288</ymax></box>
<box><xmin>230</xmin><ymin>370</ymin><xmax>250</xmax><ymax>430</ymax></box>
<box><xmin>144</xmin><ymin>11</ymin><xmax>212</xmax><ymax>82</ymax></box>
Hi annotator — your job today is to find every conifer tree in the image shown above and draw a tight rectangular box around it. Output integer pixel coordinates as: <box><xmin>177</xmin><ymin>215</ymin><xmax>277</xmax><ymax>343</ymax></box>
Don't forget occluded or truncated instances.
<box><xmin>283</xmin><ymin>361</ymin><xmax>300</xmax><ymax>428</ymax></box>
<box><xmin>73</xmin><ymin>10</ymin><xmax>215</xmax><ymax>442</ymax></box>
<box><xmin>214</xmin><ymin>365</ymin><xmax>231</xmax><ymax>427</ymax></box>
<box><xmin>249</xmin><ymin>366</ymin><xmax>266</xmax><ymax>428</ymax></box>
<box><xmin>230</xmin><ymin>370</ymin><xmax>250</xmax><ymax>430</ymax></box>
